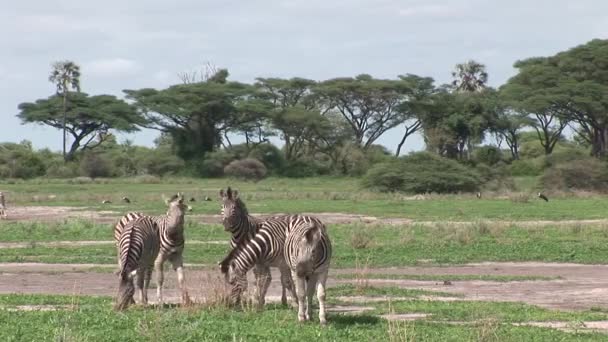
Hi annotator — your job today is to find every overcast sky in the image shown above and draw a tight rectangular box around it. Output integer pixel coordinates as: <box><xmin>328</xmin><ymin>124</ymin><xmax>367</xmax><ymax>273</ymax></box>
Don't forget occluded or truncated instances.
<box><xmin>1</xmin><ymin>0</ymin><xmax>606</xmax><ymax>153</ymax></box>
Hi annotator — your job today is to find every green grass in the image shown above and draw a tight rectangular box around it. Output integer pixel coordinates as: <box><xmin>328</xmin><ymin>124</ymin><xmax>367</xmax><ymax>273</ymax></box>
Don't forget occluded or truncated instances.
<box><xmin>335</xmin><ymin>273</ymin><xmax>559</xmax><ymax>282</ymax></box>
<box><xmin>327</xmin><ymin>284</ymin><xmax>459</xmax><ymax>298</ymax></box>
<box><xmin>2</xmin><ymin>176</ymin><xmax>608</xmax><ymax>220</ymax></box>
<box><xmin>0</xmin><ymin>293</ymin><xmax>606</xmax><ymax>341</ymax></box>
<box><xmin>4</xmin><ymin>223</ymin><xmax>608</xmax><ymax>267</ymax></box>
<box><xmin>0</xmin><ymin>221</ymin><xmax>227</xmax><ymax>242</ymax></box>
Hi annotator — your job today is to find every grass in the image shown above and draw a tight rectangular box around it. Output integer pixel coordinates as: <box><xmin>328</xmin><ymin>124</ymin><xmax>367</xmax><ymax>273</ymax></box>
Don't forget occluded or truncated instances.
<box><xmin>4</xmin><ymin>222</ymin><xmax>608</xmax><ymax>266</ymax></box>
<box><xmin>335</xmin><ymin>273</ymin><xmax>560</xmax><ymax>282</ymax></box>
<box><xmin>0</xmin><ymin>293</ymin><xmax>607</xmax><ymax>341</ymax></box>
<box><xmin>327</xmin><ymin>284</ymin><xmax>459</xmax><ymax>298</ymax></box>
<box><xmin>1</xmin><ymin>176</ymin><xmax>608</xmax><ymax>220</ymax></box>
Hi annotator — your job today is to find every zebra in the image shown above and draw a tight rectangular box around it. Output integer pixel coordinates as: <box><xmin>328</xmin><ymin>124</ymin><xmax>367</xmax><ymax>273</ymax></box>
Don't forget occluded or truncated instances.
<box><xmin>221</xmin><ymin>215</ymin><xmax>323</xmax><ymax>316</ymax></box>
<box><xmin>218</xmin><ymin>187</ymin><xmax>295</xmax><ymax>306</ymax></box>
<box><xmin>113</xmin><ymin>193</ymin><xmax>191</xmax><ymax>305</ymax></box>
<box><xmin>115</xmin><ymin>216</ymin><xmax>160</xmax><ymax>311</ymax></box>
<box><xmin>284</xmin><ymin>220</ymin><xmax>332</xmax><ymax>324</ymax></box>
<box><xmin>0</xmin><ymin>192</ymin><xmax>7</xmax><ymax>219</ymax></box>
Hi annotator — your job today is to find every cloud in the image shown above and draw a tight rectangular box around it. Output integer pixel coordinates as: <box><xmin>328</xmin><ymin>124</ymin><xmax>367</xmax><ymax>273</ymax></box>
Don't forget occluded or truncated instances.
<box><xmin>398</xmin><ymin>4</ymin><xmax>460</xmax><ymax>17</ymax></box>
<box><xmin>82</xmin><ymin>58</ymin><xmax>142</xmax><ymax>77</ymax></box>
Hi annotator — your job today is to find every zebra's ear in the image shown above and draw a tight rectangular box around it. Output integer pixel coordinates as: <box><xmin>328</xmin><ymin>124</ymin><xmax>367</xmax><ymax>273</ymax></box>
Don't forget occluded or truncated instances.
<box><xmin>226</xmin><ymin>187</ymin><xmax>233</xmax><ymax>199</ymax></box>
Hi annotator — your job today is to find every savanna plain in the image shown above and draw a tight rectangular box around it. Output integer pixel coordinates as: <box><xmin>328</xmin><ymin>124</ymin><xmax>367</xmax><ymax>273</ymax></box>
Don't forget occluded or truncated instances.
<box><xmin>3</xmin><ymin>177</ymin><xmax>608</xmax><ymax>341</ymax></box>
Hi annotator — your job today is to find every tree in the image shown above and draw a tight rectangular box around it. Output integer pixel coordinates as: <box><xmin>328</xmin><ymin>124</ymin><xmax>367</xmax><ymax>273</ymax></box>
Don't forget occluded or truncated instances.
<box><xmin>17</xmin><ymin>93</ymin><xmax>142</xmax><ymax>161</ymax></box>
<box><xmin>315</xmin><ymin>75</ymin><xmax>408</xmax><ymax>149</ymax></box>
<box><xmin>49</xmin><ymin>61</ymin><xmax>81</xmax><ymax>161</ymax></box>
<box><xmin>500</xmin><ymin>57</ymin><xmax>570</xmax><ymax>155</ymax></box>
<box><xmin>394</xmin><ymin>74</ymin><xmax>436</xmax><ymax>156</ymax></box>
<box><xmin>255</xmin><ymin>77</ymin><xmax>321</xmax><ymax>161</ymax></box>
<box><xmin>124</xmin><ymin>70</ymin><xmax>252</xmax><ymax>162</ymax></box>
<box><xmin>451</xmin><ymin>60</ymin><xmax>488</xmax><ymax>92</ymax></box>
<box><xmin>502</xmin><ymin>40</ymin><xmax>608</xmax><ymax>157</ymax></box>
<box><xmin>422</xmin><ymin>89</ymin><xmax>494</xmax><ymax>160</ymax></box>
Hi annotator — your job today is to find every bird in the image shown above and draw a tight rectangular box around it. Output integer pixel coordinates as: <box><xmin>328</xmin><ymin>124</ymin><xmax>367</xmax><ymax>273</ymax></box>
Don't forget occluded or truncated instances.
<box><xmin>538</xmin><ymin>192</ymin><xmax>549</xmax><ymax>202</ymax></box>
<box><xmin>122</xmin><ymin>197</ymin><xmax>131</xmax><ymax>203</ymax></box>
<box><xmin>101</xmin><ymin>200</ymin><xmax>112</xmax><ymax>204</ymax></box>
<box><xmin>476</xmin><ymin>192</ymin><xmax>481</xmax><ymax>199</ymax></box>
<box><xmin>189</xmin><ymin>197</ymin><xmax>196</xmax><ymax>202</ymax></box>
<box><xmin>204</xmin><ymin>196</ymin><xmax>212</xmax><ymax>202</ymax></box>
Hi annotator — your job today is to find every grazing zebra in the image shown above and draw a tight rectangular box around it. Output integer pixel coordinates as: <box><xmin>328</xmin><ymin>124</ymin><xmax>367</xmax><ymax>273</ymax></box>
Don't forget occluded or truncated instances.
<box><xmin>221</xmin><ymin>215</ymin><xmax>323</xmax><ymax>314</ymax></box>
<box><xmin>115</xmin><ymin>216</ymin><xmax>160</xmax><ymax>311</ymax></box>
<box><xmin>0</xmin><ymin>192</ymin><xmax>7</xmax><ymax>219</ymax></box>
<box><xmin>284</xmin><ymin>221</ymin><xmax>332</xmax><ymax>324</ymax></box>
<box><xmin>218</xmin><ymin>188</ymin><xmax>294</xmax><ymax>306</ymax></box>
<box><xmin>113</xmin><ymin>193</ymin><xmax>191</xmax><ymax>304</ymax></box>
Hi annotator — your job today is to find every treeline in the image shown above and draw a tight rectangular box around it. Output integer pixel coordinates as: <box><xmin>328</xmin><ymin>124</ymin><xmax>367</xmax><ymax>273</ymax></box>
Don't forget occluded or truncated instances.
<box><xmin>5</xmin><ymin>39</ymin><xmax>608</xmax><ymax>192</ymax></box>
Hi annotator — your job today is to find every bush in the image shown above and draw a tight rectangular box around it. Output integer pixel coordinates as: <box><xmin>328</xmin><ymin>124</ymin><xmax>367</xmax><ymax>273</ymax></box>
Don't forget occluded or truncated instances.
<box><xmin>509</xmin><ymin>159</ymin><xmax>543</xmax><ymax>176</ymax></box>
<box><xmin>224</xmin><ymin>158</ymin><xmax>268</xmax><ymax>181</ymax></box>
<box><xmin>541</xmin><ymin>157</ymin><xmax>608</xmax><ymax>192</ymax></box>
<box><xmin>473</xmin><ymin>146</ymin><xmax>503</xmax><ymax>166</ymax></box>
<box><xmin>362</xmin><ymin>152</ymin><xmax>482</xmax><ymax>193</ymax></box>
<box><xmin>247</xmin><ymin>143</ymin><xmax>285</xmax><ymax>174</ymax></box>
<box><xmin>79</xmin><ymin>153</ymin><xmax>114</xmax><ymax>178</ymax></box>
<box><xmin>281</xmin><ymin>156</ymin><xmax>331</xmax><ymax>178</ymax></box>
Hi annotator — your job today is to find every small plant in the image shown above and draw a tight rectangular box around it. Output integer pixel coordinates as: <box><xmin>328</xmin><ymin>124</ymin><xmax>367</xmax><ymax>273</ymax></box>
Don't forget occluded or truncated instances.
<box><xmin>350</xmin><ymin>230</ymin><xmax>374</xmax><ymax>250</ymax></box>
<box><xmin>476</xmin><ymin>317</ymin><xmax>500</xmax><ymax>342</ymax></box>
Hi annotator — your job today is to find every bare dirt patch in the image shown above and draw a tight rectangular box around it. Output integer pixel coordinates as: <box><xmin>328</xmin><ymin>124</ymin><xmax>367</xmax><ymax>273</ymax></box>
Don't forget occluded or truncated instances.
<box><xmin>2</xmin><ymin>262</ymin><xmax>608</xmax><ymax>312</ymax></box>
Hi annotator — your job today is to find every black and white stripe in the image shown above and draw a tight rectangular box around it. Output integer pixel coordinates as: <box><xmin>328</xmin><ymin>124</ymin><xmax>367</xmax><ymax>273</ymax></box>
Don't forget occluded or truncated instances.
<box><xmin>0</xmin><ymin>192</ymin><xmax>7</xmax><ymax>219</ymax></box>
<box><xmin>219</xmin><ymin>187</ymin><xmax>294</xmax><ymax>306</ymax></box>
<box><xmin>221</xmin><ymin>214</ymin><xmax>328</xmax><ymax>316</ymax></box>
<box><xmin>284</xmin><ymin>220</ymin><xmax>332</xmax><ymax>324</ymax></box>
<box><xmin>113</xmin><ymin>193</ymin><xmax>190</xmax><ymax>305</ymax></box>
<box><xmin>115</xmin><ymin>216</ymin><xmax>160</xmax><ymax>311</ymax></box>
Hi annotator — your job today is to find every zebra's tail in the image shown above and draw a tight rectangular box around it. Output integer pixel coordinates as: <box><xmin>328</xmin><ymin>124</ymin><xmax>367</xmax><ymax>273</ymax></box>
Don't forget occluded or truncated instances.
<box><xmin>114</xmin><ymin>269</ymin><xmax>135</xmax><ymax>311</ymax></box>
<box><xmin>295</xmin><ymin>224</ymin><xmax>322</xmax><ymax>278</ymax></box>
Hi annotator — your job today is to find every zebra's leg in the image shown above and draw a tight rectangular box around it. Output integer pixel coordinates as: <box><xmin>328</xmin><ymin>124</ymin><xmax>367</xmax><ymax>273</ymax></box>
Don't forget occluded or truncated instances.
<box><xmin>279</xmin><ymin>265</ymin><xmax>297</xmax><ymax>307</ymax></box>
<box><xmin>316</xmin><ymin>270</ymin><xmax>329</xmax><ymax>325</ymax></box>
<box><xmin>143</xmin><ymin>266</ymin><xmax>153</xmax><ymax>305</ymax></box>
<box><xmin>253</xmin><ymin>264</ymin><xmax>271</xmax><ymax>309</ymax></box>
<box><xmin>136</xmin><ymin>268</ymin><xmax>146</xmax><ymax>305</ymax></box>
<box><xmin>169</xmin><ymin>254</ymin><xmax>191</xmax><ymax>305</ymax></box>
<box><xmin>305</xmin><ymin>274</ymin><xmax>318</xmax><ymax>321</ymax></box>
<box><xmin>292</xmin><ymin>271</ymin><xmax>307</xmax><ymax>322</ymax></box>
<box><xmin>154</xmin><ymin>253</ymin><xmax>166</xmax><ymax>304</ymax></box>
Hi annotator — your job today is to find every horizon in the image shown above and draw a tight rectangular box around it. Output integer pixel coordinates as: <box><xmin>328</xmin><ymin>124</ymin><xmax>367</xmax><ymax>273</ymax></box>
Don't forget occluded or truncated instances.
<box><xmin>1</xmin><ymin>0</ymin><xmax>606</xmax><ymax>153</ymax></box>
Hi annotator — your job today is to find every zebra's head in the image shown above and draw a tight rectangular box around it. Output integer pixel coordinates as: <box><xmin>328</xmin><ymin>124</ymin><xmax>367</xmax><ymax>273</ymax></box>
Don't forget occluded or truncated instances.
<box><xmin>165</xmin><ymin>192</ymin><xmax>188</xmax><ymax>215</ymax></box>
<box><xmin>219</xmin><ymin>187</ymin><xmax>247</xmax><ymax>231</ymax></box>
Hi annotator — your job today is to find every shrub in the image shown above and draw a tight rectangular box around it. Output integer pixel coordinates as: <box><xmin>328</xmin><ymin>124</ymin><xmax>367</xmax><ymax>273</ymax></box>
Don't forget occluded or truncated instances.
<box><xmin>541</xmin><ymin>157</ymin><xmax>608</xmax><ymax>192</ymax></box>
<box><xmin>224</xmin><ymin>158</ymin><xmax>268</xmax><ymax>181</ymax></box>
<box><xmin>362</xmin><ymin>152</ymin><xmax>482</xmax><ymax>193</ymax></box>
<box><xmin>247</xmin><ymin>143</ymin><xmax>285</xmax><ymax>174</ymax></box>
<box><xmin>509</xmin><ymin>159</ymin><xmax>543</xmax><ymax>176</ymax></box>
<box><xmin>200</xmin><ymin>150</ymin><xmax>238</xmax><ymax>177</ymax></box>
<box><xmin>79</xmin><ymin>153</ymin><xmax>114</xmax><ymax>178</ymax></box>
<box><xmin>281</xmin><ymin>157</ymin><xmax>331</xmax><ymax>178</ymax></box>
<box><xmin>473</xmin><ymin>146</ymin><xmax>503</xmax><ymax>166</ymax></box>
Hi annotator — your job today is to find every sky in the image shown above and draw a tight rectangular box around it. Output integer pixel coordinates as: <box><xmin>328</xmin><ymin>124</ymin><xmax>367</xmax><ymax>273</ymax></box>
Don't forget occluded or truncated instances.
<box><xmin>1</xmin><ymin>0</ymin><xmax>606</xmax><ymax>154</ymax></box>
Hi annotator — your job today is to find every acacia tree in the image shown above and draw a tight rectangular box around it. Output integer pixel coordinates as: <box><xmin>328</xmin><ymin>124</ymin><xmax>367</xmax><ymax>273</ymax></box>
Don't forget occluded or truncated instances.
<box><xmin>17</xmin><ymin>93</ymin><xmax>142</xmax><ymax>161</ymax></box>
<box><xmin>394</xmin><ymin>74</ymin><xmax>436</xmax><ymax>156</ymax></box>
<box><xmin>314</xmin><ymin>74</ymin><xmax>408</xmax><ymax>149</ymax></box>
<box><xmin>49</xmin><ymin>60</ymin><xmax>81</xmax><ymax>161</ymax></box>
<box><xmin>255</xmin><ymin>78</ymin><xmax>323</xmax><ymax>161</ymax></box>
<box><xmin>451</xmin><ymin>60</ymin><xmax>488</xmax><ymax>92</ymax></box>
<box><xmin>124</xmin><ymin>70</ymin><xmax>252</xmax><ymax>162</ymax></box>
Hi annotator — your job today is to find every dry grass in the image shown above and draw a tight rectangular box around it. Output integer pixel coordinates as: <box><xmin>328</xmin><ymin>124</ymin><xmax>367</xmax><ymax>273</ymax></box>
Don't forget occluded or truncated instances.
<box><xmin>353</xmin><ymin>257</ymin><xmax>372</xmax><ymax>293</ymax></box>
<box><xmin>476</xmin><ymin>317</ymin><xmax>500</xmax><ymax>342</ymax></box>
<box><xmin>386</xmin><ymin>301</ymin><xmax>415</xmax><ymax>342</ymax></box>
<box><xmin>350</xmin><ymin>230</ymin><xmax>375</xmax><ymax>250</ymax></box>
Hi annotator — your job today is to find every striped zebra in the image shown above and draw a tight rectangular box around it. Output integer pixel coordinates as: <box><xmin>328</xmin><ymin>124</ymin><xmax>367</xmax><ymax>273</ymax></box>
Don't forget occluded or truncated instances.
<box><xmin>218</xmin><ymin>187</ymin><xmax>295</xmax><ymax>306</ymax></box>
<box><xmin>284</xmin><ymin>220</ymin><xmax>332</xmax><ymax>324</ymax></box>
<box><xmin>113</xmin><ymin>193</ymin><xmax>191</xmax><ymax>305</ymax></box>
<box><xmin>221</xmin><ymin>215</ymin><xmax>332</xmax><ymax>324</ymax></box>
<box><xmin>115</xmin><ymin>216</ymin><xmax>160</xmax><ymax>311</ymax></box>
<box><xmin>0</xmin><ymin>192</ymin><xmax>6</xmax><ymax>219</ymax></box>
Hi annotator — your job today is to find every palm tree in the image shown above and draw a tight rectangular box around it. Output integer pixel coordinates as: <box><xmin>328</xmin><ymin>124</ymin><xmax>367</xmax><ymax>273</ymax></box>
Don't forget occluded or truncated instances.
<box><xmin>451</xmin><ymin>60</ymin><xmax>488</xmax><ymax>92</ymax></box>
<box><xmin>49</xmin><ymin>61</ymin><xmax>81</xmax><ymax>161</ymax></box>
